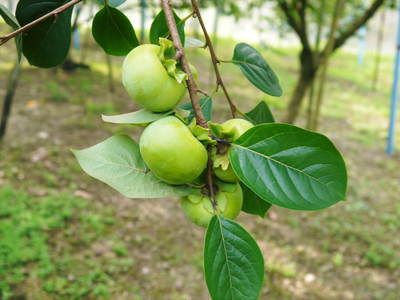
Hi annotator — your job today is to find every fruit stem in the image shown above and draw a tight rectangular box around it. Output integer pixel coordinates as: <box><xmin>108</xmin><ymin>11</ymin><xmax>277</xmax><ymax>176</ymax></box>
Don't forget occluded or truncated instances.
<box><xmin>206</xmin><ymin>147</ymin><xmax>218</xmax><ymax>210</ymax></box>
<box><xmin>211</xmin><ymin>137</ymin><xmax>231</xmax><ymax>145</ymax></box>
<box><xmin>161</xmin><ymin>0</ymin><xmax>208</xmax><ymax>129</ymax></box>
<box><xmin>190</xmin><ymin>0</ymin><xmax>238</xmax><ymax>119</ymax></box>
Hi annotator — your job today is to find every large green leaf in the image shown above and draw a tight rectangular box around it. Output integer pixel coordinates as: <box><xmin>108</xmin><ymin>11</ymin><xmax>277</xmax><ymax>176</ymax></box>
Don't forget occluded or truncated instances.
<box><xmin>180</xmin><ymin>97</ymin><xmax>213</xmax><ymax>122</ymax></box>
<box><xmin>230</xmin><ymin>123</ymin><xmax>347</xmax><ymax>210</ymax></box>
<box><xmin>0</xmin><ymin>3</ymin><xmax>22</xmax><ymax>61</ymax></box>
<box><xmin>241</xmin><ymin>183</ymin><xmax>271</xmax><ymax>218</ymax></box>
<box><xmin>72</xmin><ymin>135</ymin><xmax>193</xmax><ymax>198</ymax></box>
<box><xmin>232</xmin><ymin>43</ymin><xmax>282</xmax><ymax>97</ymax></box>
<box><xmin>204</xmin><ymin>216</ymin><xmax>264</xmax><ymax>300</ymax></box>
<box><xmin>16</xmin><ymin>0</ymin><xmax>73</xmax><ymax>68</ymax></box>
<box><xmin>102</xmin><ymin>109</ymin><xmax>172</xmax><ymax>125</ymax></box>
<box><xmin>92</xmin><ymin>5</ymin><xmax>139</xmax><ymax>56</ymax></box>
<box><xmin>149</xmin><ymin>10</ymin><xmax>185</xmax><ymax>45</ymax></box>
<box><xmin>245</xmin><ymin>101</ymin><xmax>275</xmax><ymax>124</ymax></box>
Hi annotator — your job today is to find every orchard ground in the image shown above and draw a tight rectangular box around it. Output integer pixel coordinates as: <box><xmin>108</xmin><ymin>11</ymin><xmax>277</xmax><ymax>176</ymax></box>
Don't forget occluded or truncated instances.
<box><xmin>1</xmin><ymin>29</ymin><xmax>400</xmax><ymax>299</ymax></box>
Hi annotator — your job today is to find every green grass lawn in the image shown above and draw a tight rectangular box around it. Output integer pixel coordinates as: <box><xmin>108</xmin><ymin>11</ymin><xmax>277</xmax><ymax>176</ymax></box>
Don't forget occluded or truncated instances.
<box><xmin>0</xmin><ymin>27</ymin><xmax>400</xmax><ymax>299</ymax></box>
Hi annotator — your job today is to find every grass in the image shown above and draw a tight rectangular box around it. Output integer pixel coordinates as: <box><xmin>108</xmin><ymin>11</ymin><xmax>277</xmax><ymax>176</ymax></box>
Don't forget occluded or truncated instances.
<box><xmin>0</xmin><ymin>186</ymin><xmax>136</xmax><ymax>299</ymax></box>
<box><xmin>1</xmin><ymin>25</ymin><xmax>400</xmax><ymax>299</ymax></box>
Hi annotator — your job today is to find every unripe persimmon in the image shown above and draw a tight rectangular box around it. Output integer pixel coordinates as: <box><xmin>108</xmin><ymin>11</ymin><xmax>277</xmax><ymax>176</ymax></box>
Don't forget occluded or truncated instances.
<box><xmin>122</xmin><ymin>44</ymin><xmax>186</xmax><ymax>112</ymax></box>
<box><xmin>180</xmin><ymin>182</ymin><xmax>243</xmax><ymax>227</ymax></box>
<box><xmin>139</xmin><ymin>116</ymin><xmax>208</xmax><ymax>185</ymax></box>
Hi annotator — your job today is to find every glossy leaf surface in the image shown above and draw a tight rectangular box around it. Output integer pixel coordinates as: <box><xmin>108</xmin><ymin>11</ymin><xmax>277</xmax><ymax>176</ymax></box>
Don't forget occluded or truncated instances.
<box><xmin>204</xmin><ymin>216</ymin><xmax>264</xmax><ymax>300</ymax></box>
<box><xmin>230</xmin><ymin>123</ymin><xmax>347</xmax><ymax>210</ymax></box>
<box><xmin>232</xmin><ymin>43</ymin><xmax>282</xmax><ymax>97</ymax></box>
<box><xmin>92</xmin><ymin>5</ymin><xmax>139</xmax><ymax>56</ymax></box>
<box><xmin>16</xmin><ymin>0</ymin><xmax>73</xmax><ymax>67</ymax></box>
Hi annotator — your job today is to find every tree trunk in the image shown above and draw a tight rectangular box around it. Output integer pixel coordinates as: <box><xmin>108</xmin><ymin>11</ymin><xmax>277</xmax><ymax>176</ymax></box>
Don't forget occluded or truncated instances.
<box><xmin>311</xmin><ymin>0</ymin><xmax>346</xmax><ymax>130</ymax></box>
<box><xmin>0</xmin><ymin>62</ymin><xmax>21</xmax><ymax>141</ymax></box>
<box><xmin>306</xmin><ymin>0</ymin><xmax>326</xmax><ymax>129</ymax></box>
<box><xmin>284</xmin><ymin>49</ymin><xmax>316</xmax><ymax>124</ymax></box>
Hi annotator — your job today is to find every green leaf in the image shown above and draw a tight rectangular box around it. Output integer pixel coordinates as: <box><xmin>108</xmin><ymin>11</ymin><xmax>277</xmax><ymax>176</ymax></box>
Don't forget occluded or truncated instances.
<box><xmin>204</xmin><ymin>216</ymin><xmax>264</xmax><ymax>300</ymax></box>
<box><xmin>229</xmin><ymin>123</ymin><xmax>347</xmax><ymax>210</ymax></box>
<box><xmin>92</xmin><ymin>5</ymin><xmax>139</xmax><ymax>56</ymax></box>
<box><xmin>232</xmin><ymin>43</ymin><xmax>282</xmax><ymax>97</ymax></box>
<box><xmin>96</xmin><ymin>0</ymin><xmax>126</xmax><ymax>7</ymax></box>
<box><xmin>245</xmin><ymin>101</ymin><xmax>275</xmax><ymax>124</ymax></box>
<box><xmin>185</xmin><ymin>37</ymin><xmax>205</xmax><ymax>48</ymax></box>
<box><xmin>0</xmin><ymin>3</ymin><xmax>19</xmax><ymax>28</ymax></box>
<box><xmin>0</xmin><ymin>3</ymin><xmax>22</xmax><ymax>61</ymax></box>
<box><xmin>72</xmin><ymin>135</ymin><xmax>193</xmax><ymax>198</ymax></box>
<box><xmin>180</xmin><ymin>97</ymin><xmax>213</xmax><ymax>122</ymax></box>
<box><xmin>16</xmin><ymin>0</ymin><xmax>73</xmax><ymax>68</ymax></box>
<box><xmin>149</xmin><ymin>10</ymin><xmax>185</xmax><ymax>45</ymax></box>
<box><xmin>102</xmin><ymin>109</ymin><xmax>172</xmax><ymax>125</ymax></box>
<box><xmin>241</xmin><ymin>183</ymin><xmax>271</xmax><ymax>218</ymax></box>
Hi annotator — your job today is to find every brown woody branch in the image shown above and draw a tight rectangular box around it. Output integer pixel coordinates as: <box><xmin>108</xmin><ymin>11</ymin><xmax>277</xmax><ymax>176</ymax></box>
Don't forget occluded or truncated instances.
<box><xmin>206</xmin><ymin>147</ymin><xmax>217</xmax><ymax>208</ymax></box>
<box><xmin>277</xmin><ymin>0</ymin><xmax>311</xmax><ymax>51</ymax></box>
<box><xmin>161</xmin><ymin>0</ymin><xmax>207</xmax><ymax>128</ymax></box>
<box><xmin>162</xmin><ymin>0</ymin><xmax>219</xmax><ymax>207</ymax></box>
<box><xmin>0</xmin><ymin>0</ymin><xmax>82</xmax><ymax>47</ymax></box>
<box><xmin>329</xmin><ymin>0</ymin><xmax>385</xmax><ymax>53</ymax></box>
<box><xmin>190</xmin><ymin>0</ymin><xmax>237</xmax><ymax>118</ymax></box>
<box><xmin>298</xmin><ymin>0</ymin><xmax>311</xmax><ymax>50</ymax></box>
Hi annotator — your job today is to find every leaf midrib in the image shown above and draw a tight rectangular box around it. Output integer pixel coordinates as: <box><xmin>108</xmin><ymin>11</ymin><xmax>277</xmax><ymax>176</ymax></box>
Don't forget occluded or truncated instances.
<box><xmin>105</xmin><ymin>6</ymin><xmax>133</xmax><ymax>50</ymax></box>
<box><xmin>217</xmin><ymin>216</ymin><xmax>235</xmax><ymax>300</ymax></box>
<box><xmin>75</xmin><ymin>151</ymin><xmax>147</xmax><ymax>174</ymax></box>
<box><xmin>233</xmin><ymin>144</ymin><xmax>339</xmax><ymax>196</ymax></box>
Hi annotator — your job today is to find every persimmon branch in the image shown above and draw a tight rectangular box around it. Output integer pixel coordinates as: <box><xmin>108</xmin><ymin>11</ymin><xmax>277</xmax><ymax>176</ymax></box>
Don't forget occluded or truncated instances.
<box><xmin>161</xmin><ymin>0</ymin><xmax>207</xmax><ymax>128</ymax></box>
<box><xmin>0</xmin><ymin>0</ymin><xmax>82</xmax><ymax>47</ymax></box>
<box><xmin>190</xmin><ymin>0</ymin><xmax>238</xmax><ymax>118</ymax></box>
<box><xmin>207</xmin><ymin>147</ymin><xmax>217</xmax><ymax>208</ymax></box>
<box><xmin>161</xmin><ymin>0</ymin><xmax>219</xmax><ymax>208</ymax></box>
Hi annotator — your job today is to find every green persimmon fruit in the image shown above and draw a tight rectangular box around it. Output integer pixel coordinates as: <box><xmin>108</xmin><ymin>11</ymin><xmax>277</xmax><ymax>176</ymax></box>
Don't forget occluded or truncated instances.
<box><xmin>214</xmin><ymin>164</ymin><xmax>237</xmax><ymax>183</ymax></box>
<box><xmin>180</xmin><ymin>182</ymin><xmax>243</xmax><ymax>227</ymax></box>
<box><xmin>139</xmin><ymin>116</ymin><xmax>208</xmax><ymax>185</ymax></box>
<box><xmin>221</xmin><ymin>118</ymin><xmax>254</xmax><ymax>141</ymax></box>
<box><xmin>122</xmin><ymin>44</ymin><xmax>186</xmax><ymax>112</ymax></box>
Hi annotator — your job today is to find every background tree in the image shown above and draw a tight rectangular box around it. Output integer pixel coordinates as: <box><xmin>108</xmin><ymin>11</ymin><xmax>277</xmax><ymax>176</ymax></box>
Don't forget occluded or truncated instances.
<box><xmin>274</xmin><ymin>0</ymin><xmax>386</xmax><ymax>124</ymax></box>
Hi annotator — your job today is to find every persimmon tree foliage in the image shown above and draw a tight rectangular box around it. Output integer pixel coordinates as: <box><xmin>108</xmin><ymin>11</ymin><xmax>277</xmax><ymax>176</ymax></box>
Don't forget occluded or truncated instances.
<box><xmin>0</xmin><ymin>0</ymin><xmax>348</xmax><ymax>298</ymax></box>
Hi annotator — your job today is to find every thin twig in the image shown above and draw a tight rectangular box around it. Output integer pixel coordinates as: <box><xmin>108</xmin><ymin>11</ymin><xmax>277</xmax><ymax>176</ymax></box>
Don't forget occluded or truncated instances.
<box><xmin>161</xmin><ymin>0</ymin><xmax>207</xmax><ymax>128</ymax></box>
<box><xmin>196</xmin><ymin>88</ymin><xmax>209</xmax><ymax>97</ymax></box>
<box><xmin>164</xmin><ymin>11</ymin><xmax>195</xmax><ymax>40</ymax></box>
<box><xmin>207</xmin><ymin>147</ymin><xmax>217</xmax><ymax>208</ymax></box>
<box><xmin>162</xmin><ymin>0</ymin><xmax>218</xmax><ymax>208</ymax></box>
<box><xmin>0</xmin><ymin>0</ymin><xmax>82</xmax><ymax>47</ymax></box>
<box><xmin>190</xmin><ymin>0</ymin><xmax>237</xmax><ymax>118</ymax></box>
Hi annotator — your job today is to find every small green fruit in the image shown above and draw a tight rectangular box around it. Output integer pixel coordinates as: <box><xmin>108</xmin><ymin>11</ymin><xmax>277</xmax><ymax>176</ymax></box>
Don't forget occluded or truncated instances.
<box><xmin>122</xmin><ymin>44</ymin><xmax>186</xmax><ymax>112</ymax></box>
<box><xmin>214</xmin><ymin>164</ymin><xmax>237</xmax><ymax>183</ymax></box>
<box><xmin>212</xmin><ymin>119</ymin><xmax>253</xmax><ymax>182</ymax></box>
<box><xmin>180</xmin><ymin>183</ymin><xmax>243</xmax><ymax>227</ymax></box>
<box><xmin>139</xmin><ymin>116</ymin><xmax>207</xmax><ymax>185</ymax></box>
<box><xmin>221</xmin><ymin>118</ymin><xmax>254</xmax><ymax>141</ymax></box>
